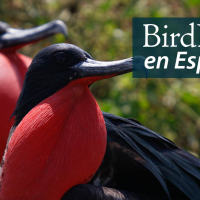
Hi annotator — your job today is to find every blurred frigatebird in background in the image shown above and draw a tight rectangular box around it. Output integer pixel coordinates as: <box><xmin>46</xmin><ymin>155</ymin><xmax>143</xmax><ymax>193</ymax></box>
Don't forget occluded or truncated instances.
<box><xmin>0</xmin><ymin>20</ymin><xmax>67</xmax><ymax>161</ymax></box>
<box><xmin>0</xmin><ymin>43</ymin><xmax>200</xmax><ymax>200</ymax></box>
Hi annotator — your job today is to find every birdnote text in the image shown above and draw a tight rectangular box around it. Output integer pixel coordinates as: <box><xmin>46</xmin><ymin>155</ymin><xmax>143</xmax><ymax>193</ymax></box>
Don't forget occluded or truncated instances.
<box><xmin>133</xmin><ymin>18</ymin><xmax>200</xmax><ymax>78</ymax></box>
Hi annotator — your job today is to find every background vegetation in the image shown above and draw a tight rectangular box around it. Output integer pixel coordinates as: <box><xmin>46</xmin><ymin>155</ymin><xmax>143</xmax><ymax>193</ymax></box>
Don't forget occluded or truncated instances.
<box><xmin>1</xmin><ymin>0</ymin><xmax>200</xmax><ymax>156</ymax></box>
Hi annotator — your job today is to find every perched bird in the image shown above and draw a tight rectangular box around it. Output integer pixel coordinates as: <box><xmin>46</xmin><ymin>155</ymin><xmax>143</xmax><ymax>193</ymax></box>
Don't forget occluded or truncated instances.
<box><xmin>0</xmin><ymin>20</ymin><xmax>67</xmax><ymax>161</ymax></box>
<box><xmin>1</xmin><ymin>43</ymin><xmax>199</xmax><ymax>200</ymax></box>
<box><xmin>0</xmin><ymin>43</ymin><xmax>145</xmax><ymax>200</ymax></box>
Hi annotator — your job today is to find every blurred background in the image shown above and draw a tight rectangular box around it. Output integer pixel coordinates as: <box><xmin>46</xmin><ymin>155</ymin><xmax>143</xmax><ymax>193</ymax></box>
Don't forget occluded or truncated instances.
<box><xmin>1</xmin><ymin>0</ymin><xmax>200</xmax><ymax>156</ymax></box>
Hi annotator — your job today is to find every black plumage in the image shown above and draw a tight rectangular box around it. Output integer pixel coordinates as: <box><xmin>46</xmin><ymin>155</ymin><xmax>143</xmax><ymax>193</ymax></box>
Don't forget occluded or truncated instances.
<box><xmin>62</xmin><ymin>112</ymin><xmax>200</xmax><ymax>200</ymax></box>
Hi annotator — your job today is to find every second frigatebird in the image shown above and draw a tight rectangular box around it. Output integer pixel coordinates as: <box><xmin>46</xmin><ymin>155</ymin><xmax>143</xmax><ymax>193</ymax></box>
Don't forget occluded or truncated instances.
<box><xmin>0</xmin><ymin>20</ymin><xmax>67</xmax><ymax>161</ymax></box>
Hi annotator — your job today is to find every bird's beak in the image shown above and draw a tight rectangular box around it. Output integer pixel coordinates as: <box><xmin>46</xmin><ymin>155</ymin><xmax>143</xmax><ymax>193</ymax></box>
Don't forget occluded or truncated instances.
<box><xmin>74</xmin><ymin>56</ymin><xmax>148</xmax><ymax>81</ymax></box>
<box><xmin>0</xmin><ymin>20</ymin><xmax>67</xmax><ymax>50</ymax></box>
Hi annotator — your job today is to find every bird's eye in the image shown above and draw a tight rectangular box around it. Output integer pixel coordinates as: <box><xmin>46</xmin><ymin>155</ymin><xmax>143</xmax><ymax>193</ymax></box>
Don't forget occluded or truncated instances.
<box><xmin>55</xmin><ymin>52</ymin><xmax>67</xmax><ymax>64</ymax></box>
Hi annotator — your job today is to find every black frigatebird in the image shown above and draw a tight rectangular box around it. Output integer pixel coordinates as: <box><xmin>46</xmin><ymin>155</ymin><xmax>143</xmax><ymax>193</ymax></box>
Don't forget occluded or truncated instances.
<box><xmin>0</xmin><ymin>43</ymin><xmax>146</xmax><ymax>200</ymax></box>
<box><xmin>0</xmin><ymin>20</ymin><xmax>67</xmax><ymax>160</ymax></box>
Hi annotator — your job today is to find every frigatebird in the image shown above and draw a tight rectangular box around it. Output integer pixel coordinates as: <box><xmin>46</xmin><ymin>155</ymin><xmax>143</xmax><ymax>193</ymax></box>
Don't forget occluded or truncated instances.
<box><xmin>0</xmin><ymin>43</ymin><xmax>199</xmax><ymax>200</ymax></box>
<box><xmin>0</xmin><ymin>20</ymin><xmax>67</xmax><ymax>161</ymax></box>
<box><xmin>0</xmin><ymin>43</ymin><xmax>145</xmax><ymax>200</ymax></box>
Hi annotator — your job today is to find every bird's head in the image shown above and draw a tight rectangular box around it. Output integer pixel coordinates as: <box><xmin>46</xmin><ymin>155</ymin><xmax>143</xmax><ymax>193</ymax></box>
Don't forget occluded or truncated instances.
<box><xmin>12</xmin><ymin>43</ymin><xmax>147</xmax><ymax>126</ymax></box>
<box><xmin>0</xmin><ymin>20</ymin><xmax>67</xmax><ymax>51</ymax></box>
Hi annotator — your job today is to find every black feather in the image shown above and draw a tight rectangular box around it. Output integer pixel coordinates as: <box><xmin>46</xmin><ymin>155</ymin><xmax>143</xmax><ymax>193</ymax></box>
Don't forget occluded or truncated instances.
<box><xmin>61</xmin><ymin>184</ymin><xmax>170</xmax><ymax>200</ymax></box>
<box><xmin>90</xmin><ymin>112</ymin><xmax>200</xmax><ymax>200</ymax></box>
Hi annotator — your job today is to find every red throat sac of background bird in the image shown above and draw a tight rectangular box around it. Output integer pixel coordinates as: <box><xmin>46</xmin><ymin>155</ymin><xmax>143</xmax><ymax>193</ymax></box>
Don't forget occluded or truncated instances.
<box><xmin>0</xmin><ymin>77</ymin><xmax>107</xmax><ymax>200</ymax></box>
<box><xmin>0</xmin><ymin>50</ymin><xmax>31</xmax><ymax>161</ymax></box>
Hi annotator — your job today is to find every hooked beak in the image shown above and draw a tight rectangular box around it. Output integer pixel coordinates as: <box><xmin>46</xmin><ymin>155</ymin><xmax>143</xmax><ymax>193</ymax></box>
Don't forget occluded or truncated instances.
<box><xmin>74</xmin><ymin>56</ymin><xmax>148</xmax><ymax>80</ymax></box>
<box><xmin>0</xmin><ymin>20</ymin><xmax>67</xmax><ymax>50</ymax></box>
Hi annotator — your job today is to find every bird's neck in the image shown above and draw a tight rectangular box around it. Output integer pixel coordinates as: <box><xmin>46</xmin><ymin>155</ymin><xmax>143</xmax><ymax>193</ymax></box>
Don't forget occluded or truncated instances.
<box><xmin>0</xmin><ymin>80</ymin><xmax>107</xmax><ymax>200</ymax></box>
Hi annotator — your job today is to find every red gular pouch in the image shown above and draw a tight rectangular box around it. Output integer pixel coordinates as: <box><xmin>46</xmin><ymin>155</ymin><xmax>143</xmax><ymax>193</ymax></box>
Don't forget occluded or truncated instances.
<box><xmin>0</xmin><ymin>78</ymin><xmax>107</xmax><ymax>200</ymax></box>
<box><xmin>0</xmin><ymin>51</ymin><xmax>31</xmax><ymax>162</ymax></box>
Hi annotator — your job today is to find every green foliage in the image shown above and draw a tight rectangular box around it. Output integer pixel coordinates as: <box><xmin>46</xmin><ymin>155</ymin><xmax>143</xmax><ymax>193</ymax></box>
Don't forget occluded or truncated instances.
<box><xmin>1</xmin><ymin>0</ymin><xmax>200</xmax><ymax>155</ymax></box>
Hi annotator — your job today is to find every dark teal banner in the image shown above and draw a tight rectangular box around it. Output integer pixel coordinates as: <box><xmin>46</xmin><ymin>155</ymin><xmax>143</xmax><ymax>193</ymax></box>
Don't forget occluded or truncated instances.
<box><xmin>133</xmin><ymin>18</ymin><xmax>200</xmax><ymax>78</ymax></box>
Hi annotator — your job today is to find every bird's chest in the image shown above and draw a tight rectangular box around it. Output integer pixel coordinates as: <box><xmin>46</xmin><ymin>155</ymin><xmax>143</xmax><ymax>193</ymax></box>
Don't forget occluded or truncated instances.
<box><xmin>0</xmin><ymin>87</ymin><xmax>107</xmax><ymax>200</ymax></box>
